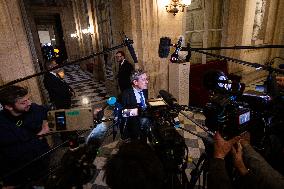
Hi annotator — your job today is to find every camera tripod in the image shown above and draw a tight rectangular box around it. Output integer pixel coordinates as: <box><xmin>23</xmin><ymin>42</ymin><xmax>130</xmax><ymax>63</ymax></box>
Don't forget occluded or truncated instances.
<box><xmin>176</xmin><ymin>125</ymin><xmax>213</xmax><ymax>189</ymax></box>
<box><xmin>173</xmin><ymin>110</ymin><xmax>215</xmax><ymax>189</ymax></box>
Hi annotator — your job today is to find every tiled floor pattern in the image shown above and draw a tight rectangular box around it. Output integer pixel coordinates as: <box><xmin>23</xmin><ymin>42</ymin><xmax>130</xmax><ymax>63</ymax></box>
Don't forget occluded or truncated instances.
<box><xmin>63</xmin><ymin>65</ymin><xmax>110</xmax><ymax>107</ymax></box>
<box><xmin>88</xmin><ymin>112</ymin><xmax>208</xmax><ymax>189</ymax></box>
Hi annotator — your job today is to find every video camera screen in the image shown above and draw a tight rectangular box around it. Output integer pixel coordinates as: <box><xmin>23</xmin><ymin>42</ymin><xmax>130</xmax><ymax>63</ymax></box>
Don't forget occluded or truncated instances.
<box><xmin>55</xmin><ymin>111</ymin><xmax>67</xmax><ymax>130</ymax></box>
<box><xmin>122</xmin><ymin>108</ymin><xmax>138</xmax><ymax>117</ymax></box>
<box><xmin>239</xmin><ymin>111</ymin><xmax>250</xmax><ymax>125</ymax></box>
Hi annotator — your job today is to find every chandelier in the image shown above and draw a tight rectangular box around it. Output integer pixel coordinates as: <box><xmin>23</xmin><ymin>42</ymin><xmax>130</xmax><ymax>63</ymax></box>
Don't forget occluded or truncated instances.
<box><xmin>165</xmin><ymin>0</ymin><xmax>191</xmax><ymax>16</ymax></box>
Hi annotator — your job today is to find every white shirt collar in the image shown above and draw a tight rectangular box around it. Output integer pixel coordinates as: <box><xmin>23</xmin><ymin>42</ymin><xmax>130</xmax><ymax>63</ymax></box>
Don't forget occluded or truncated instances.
<box><xmin>133</xmin><ymin>87</ymin><xmax>144</xmax><ymax>104</ymax></box>
<box><xmin>50</xmin><ymin>71</ymin><xmax>57</xmax><ymax>77</ymax></box>
<box><xmin>120</xmin><ymin>59</ymin><xmax>125</xmax><ymax>66</ymax></box>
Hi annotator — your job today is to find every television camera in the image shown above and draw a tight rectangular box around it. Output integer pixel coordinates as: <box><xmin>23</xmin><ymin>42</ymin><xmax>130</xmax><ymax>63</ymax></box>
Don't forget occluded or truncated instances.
<box><xmin>202</xmin><ymin>70</ymin><xmax>252</xmax><ymax>140</ymax></box>
<box><xmin>159</xmin><ymin>35</ymin><xmax>284</xmax><ymax>177</ymax></box>
<box><xmin>118</xmin><ymin>96</ymin><xmax>188</xmax><ymax>172</ymax></box>
<box><xmin>0</xmin><ymin>99</ymin><xmax>117</xmax><ymax>189</ymax></box>
<box><xmin>147</xmin><ymin>98</ymin><xmax>188</xmax><ymax>171</ymax></box>
<box><xmin>202</xmin><ymin>69</ymin><xmax>284</xmax><ymax>174</ymax></box>
<box><xmin>44</xmin><ymin>107</ymin><xmax>98</xmax><ymax>188</ymax></box>
<box><xmin>45</xmin><ymin>98</ymin><xmax>120</xmax><ymax>188</ymax></box>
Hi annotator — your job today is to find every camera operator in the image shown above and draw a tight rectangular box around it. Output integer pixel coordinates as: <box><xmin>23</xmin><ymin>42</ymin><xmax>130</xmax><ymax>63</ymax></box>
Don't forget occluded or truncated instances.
<box><xmin>208</xmin><ymin>132</ymin><xmax>284</xmax><ymax>189</ymax></box>
<box><xmin>120</xmin><ymin>69</ymin><xmax>149</xmax><ymax>142</ymax></box>
<box><xmin>103</xmin><ymin>140</ymin><xmax>164</xmax><ymax>189</ymax></box>
<box><xmin>0</xmin><ymin>85</ymin><xmax>50</xmax><ymax>188</ymax></box>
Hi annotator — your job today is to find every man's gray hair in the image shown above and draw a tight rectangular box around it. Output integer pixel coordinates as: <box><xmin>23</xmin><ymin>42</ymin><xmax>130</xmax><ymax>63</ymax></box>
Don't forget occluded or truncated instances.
<box><xmin>130</xmin><ymin>69</ymin><xmax>146</xmax><ymax>83</ymax></box>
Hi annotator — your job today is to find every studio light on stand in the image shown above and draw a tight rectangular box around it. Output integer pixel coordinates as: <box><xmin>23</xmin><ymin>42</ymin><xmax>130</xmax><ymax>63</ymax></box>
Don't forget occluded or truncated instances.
<box><xmin>165</xmin><ymin>0</ymin><xmax>191</xmax><ymax>16</ymax></box>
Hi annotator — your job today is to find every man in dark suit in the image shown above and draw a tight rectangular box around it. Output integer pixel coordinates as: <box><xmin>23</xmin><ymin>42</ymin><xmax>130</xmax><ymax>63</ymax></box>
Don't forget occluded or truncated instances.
<box><xmin>116</xmin><ymin>51</ymin><xmax>134</xmax><ymax>93</ymax></box>
<box><xmin>43</xmin><ymin>60</ymin><xmax>74</xmax><ymax>109</ymax></box>
<box><xmin>120</xmin><ymin>69</ymin><xmax>149</xmax><ymax>141</ymax></box>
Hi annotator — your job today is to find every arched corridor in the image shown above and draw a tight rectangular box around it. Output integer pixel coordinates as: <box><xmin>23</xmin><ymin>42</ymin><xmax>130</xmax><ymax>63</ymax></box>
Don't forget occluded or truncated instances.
<box><xmin>0</xmin><ymin>0</ymin><xmax>284</xmax><ymax>188</ymax></box>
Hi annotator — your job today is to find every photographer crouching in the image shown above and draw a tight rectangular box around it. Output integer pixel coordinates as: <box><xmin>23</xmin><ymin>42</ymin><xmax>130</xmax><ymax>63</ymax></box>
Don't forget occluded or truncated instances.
<box><xmin>0</xmin><ymin>85</ymin><xmax>50</xmax><ymax>188</ymax></box>
<box><xmin>120</xmin><ymin>69</ymin><xmax>150</xmax><ymax>142</ymax></box>
<box><xmin>208</xmin><ymin>131</ymin><xmax>284</xmax><ymax>189</ymax></box>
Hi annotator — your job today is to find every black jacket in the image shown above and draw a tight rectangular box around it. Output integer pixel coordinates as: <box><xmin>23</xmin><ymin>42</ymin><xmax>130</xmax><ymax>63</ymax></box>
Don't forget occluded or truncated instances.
<box><xmin>0</xmin><ymin>104</ymin><xmax>50</xmax><ymax>185</ymax></box>
<box><xmin>121</xmin><ymin>88</ymin><xmax>148</xmax><ymax>108</ymax></box>
<box><xmin>120</xmin><ymin>88</ymin><xmax>148</xmax><ymax>139</ymax></box>
<box><xmin>117</xmin><ymin>60</ymin><xmax>134</xmax><ymax>92</ymax></box>
<box><xmin>43</xmin><ymin>72</ymin><xmax>73</xmax><ymax>109</ymax></box>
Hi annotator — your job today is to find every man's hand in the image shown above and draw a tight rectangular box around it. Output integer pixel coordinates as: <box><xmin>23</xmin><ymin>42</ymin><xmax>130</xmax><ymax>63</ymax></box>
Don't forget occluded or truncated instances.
<box><xmin>231</xmin><ymin>142</ymin><xmax>249</xmax><ymax>176</ymax></box>
<box><xmin>94</xmin><ymin>107</ymin><xmax>103</xmax><ymax>120</ymax></box>
<box><xmin>37</xmin><ymin>120</ymin><xmax>50</xmax><ymax>136</ymax></box>
<box><xmin>239</xmin><ymin>131</ymin><xmax>251</xmax><ymax>147</ymax></box>
<box><xmin>213</xmin><ymin>132</ymin><xmax>240</xmax><ymax>159</ymax></box>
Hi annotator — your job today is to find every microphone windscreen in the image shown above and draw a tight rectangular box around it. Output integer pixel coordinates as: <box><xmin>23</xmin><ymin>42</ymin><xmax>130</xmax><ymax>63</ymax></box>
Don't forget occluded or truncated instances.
<box><xmin>159</xmin><ymin>37</ymin><xmax>171</xmax><ymax>58</ymax></box>
<box><xmin>107</xmin><ymin>97</ymin><xmax>117</xmax><ymax>106</ymax></box>
<box><xmin>279</xmin><ymin>64</ymin><xmax>284</xmax><ymax>69</ymax></box>
<box><xmin>159</xmin><ymin>90</ymin><xmax>176</xmax><ymax>106</ymax></box>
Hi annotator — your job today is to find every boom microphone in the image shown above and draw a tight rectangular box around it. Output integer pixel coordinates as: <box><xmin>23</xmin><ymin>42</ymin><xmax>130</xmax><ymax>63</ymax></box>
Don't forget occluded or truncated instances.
<box><xmin>170</xmin><ymin>37</ymin><xmax>183</xmax><ymax>63</ymax></box>
<box><xmin>159</xmin><ymin>90</ymin><xmax>177</xmax><ymax>106</ymax></box>
<box><xmin>107</xmin><ymin>96</ymin><xmax>117</xmax><ymax>106</ymax></box>
<box><xmin>104</xmin><ymin>96</ymin><xmax>123</xmax><ymax>119</ymax></box>
<box><xmin>279</xmin><ymin>64</ymin><xmax>284</xmax><ymax>69</ymax></box>
<box><xmin>124</xmin><ymin>36</ymin><xmax>138</xmax><ymax>63</ymax></box>
<box><xmin>96</xmin><ymin>97</ymin><xmax>117</xmax><ymax>121</ymax></box>
<box><xmin>159</xmin><ymin>37</ymin><xmax>171</xmax><ymax>58</ymax></box>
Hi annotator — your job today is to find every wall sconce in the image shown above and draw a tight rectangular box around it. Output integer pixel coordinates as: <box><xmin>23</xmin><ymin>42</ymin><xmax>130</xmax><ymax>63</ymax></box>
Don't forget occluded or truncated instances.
<box><xmin>166</xmin><ymin>0</ymin><xmax>191</xmax><ymax>16</ymax></box>
<box><xmin>70</xmin><ymin>32</ymin><xmax>79</xmax><ymax>38</ymax></box>
<box><xmin>70</xmin><ymin>26</ymin><xmax>94</xmax><ymax>38</ymax></box>
<box><xmin>82</xmin><ymin>26</ymin><xmax>94</xmax><ymax>35</ymax></box>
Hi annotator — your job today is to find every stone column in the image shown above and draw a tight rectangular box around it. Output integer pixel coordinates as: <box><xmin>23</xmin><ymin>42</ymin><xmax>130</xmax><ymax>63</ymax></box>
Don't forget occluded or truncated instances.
<box><xmin>270</xmin><ymin>0</ymin><xmax>284</xmax><ymax>63</ymax></box>
<box><xmin>71</xmin><ymin>0</ymin><xmax>98</xmax><ymax>72</ymax></box>
<box><xmin>60</xmin><ymin>0</ymin><xmax>80</xmax><ymax>61</ymax></box>
<box><xmin>222</xmin><ymin>0</ymin><xmax>246</xmax><ymax>76</ymax></box>
<box><xmin>0</xmin><ymin>0</ymin><xmax>42</xmax><ymax>104</ymax></box>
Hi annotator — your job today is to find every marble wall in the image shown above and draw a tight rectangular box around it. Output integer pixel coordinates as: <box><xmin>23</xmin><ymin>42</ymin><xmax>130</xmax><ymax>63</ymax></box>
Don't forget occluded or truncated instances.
<box><xmin>92</xmin><ymin>0</ymin><xmax>283</xmax><ymax>97</ymax></box>
<box><xmin>224</xmin><ymin>0</ymin><xmax>284</xmax><ymax>84</ymax></box>
<box><xmin>0</xmin><ymin>0</ymin><xmax>42</xmax><ymax>103</ymax></box>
